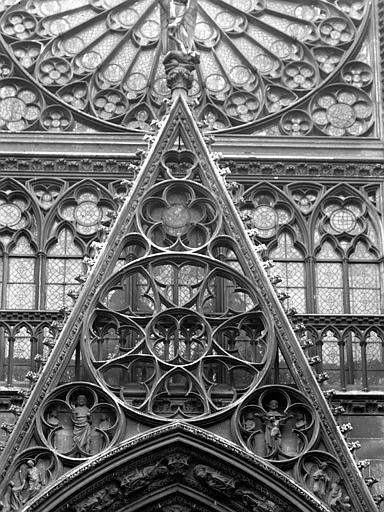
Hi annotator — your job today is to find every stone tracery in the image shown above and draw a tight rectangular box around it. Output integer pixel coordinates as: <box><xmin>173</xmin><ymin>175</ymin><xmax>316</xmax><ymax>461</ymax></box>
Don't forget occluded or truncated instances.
<box><xmin>0</xmin><ymin>0</ymin><xmax>375</xmax><ymax>135</ymax></box>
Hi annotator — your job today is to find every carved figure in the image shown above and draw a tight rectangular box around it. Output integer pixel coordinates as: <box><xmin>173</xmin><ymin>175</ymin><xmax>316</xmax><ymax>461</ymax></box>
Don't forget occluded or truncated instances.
<box><xmin>292</xmin><ymin>411</ymin><xmax>307</xmax><ymax>452</ymax></box>
<box><xmin>72</xmin><ymin>394</ymin><xmax>92</xmax><ymax>453</ymax></box>
<box><xmin>243</xmin><ymin>410</ymin><xmax>258</xmax><ymax>431</ymax></box>
<box><xmin>46</xmin><ymin>407</ymin><xmax>60</xmax><ymax>426</ymax></box>
<box><xmin>235</xmin><ymin>488</ymin><xmax>278</xmax><ymax>512</ymax></box>
<box><xmin>312</xmin><ymin>462</ymin><xmax>331</xmax><ymax>498</ymax></box>
<box><xmin>329</xmin><ymin>480</ymin><xmax>352</xmax><ymax>511</ymax></box>
<box><xmin>159</xmin><ymin>0</ymin><xmax>198</xmax><ymax>56</ymax></box>
<box><xmin>193</xmin><ymin>465</ymin><xmax>236</xmax><ymax>496</ymax></box>
<box><xmin>98</xmin><ymin>413</ymin><xmax>112</xmax><ymax>431</ymax></box>
<box><xmin>263</xmin><ymin>399</ymin><xmax>291</xmax><ymax>455</ymax></box>
<box><xmin>5</xmin><ymin>481</ymin><xmax>23</xmax><ymax>511</ymax></box>
<box><xmin>120</xmin><ymin>462</ymin><xmax>168</xmax><ymax>493</ymax></box>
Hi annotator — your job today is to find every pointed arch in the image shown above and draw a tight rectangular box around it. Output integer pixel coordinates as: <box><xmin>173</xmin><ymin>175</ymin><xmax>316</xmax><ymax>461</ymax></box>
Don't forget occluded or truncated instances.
<box><xmin>24</xmin><ymin>424</ymin><xmax>326</xmax><ymax>512</ymax></box>
<box><xmin>45</xmin><ymin>226</ymin><xmax>85</xmax><ymax>310</ymax></box>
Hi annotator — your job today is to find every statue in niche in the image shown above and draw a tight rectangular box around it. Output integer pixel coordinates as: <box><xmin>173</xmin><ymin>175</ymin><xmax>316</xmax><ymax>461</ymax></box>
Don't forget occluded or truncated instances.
<box><xmin>292</xmin><ymin>410</ymin><xmax>307</xmax><ymax>453</ymax></box>
<box><xmin>159</xmin><ymin>0</ymin><xmax>199</xmax><ymax>90</ymax></box>
<box><xmin>262</xmin><ymin>399</ymin><xmax>292</xmax><ymax>456</ymax></box>
<box><xmin>4</xmin><ymin>459</ymin><xmax>47</xmax><ymax>509</ymax></box>
<box><xmin>71</xmin><ymin>394</ymin><xmax>92</xmax><ymax>453</ymax></box>
<box><xmin>328</xmin><ymin>480</ymin><xmax>352</xmax><ymax>511</ymax></box>
<box><xmin>312</xmin><ymin>462</ymin><xmax>331</xmax><ymax>498</ymax></box>
<box><xmin>159</xmin><ymin>0</ymin><xmax>198</xmax><ymax>57</ymax></box>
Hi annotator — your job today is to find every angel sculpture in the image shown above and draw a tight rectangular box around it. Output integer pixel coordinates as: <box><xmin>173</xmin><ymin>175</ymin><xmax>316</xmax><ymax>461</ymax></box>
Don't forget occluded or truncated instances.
<box><xmin>159</xmin><ymin>0</ymin><xmax>198</xmax><ymax>58</ymax></box>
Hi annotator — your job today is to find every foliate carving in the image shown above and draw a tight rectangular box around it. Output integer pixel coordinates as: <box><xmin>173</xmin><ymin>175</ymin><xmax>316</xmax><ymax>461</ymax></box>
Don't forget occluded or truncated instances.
<box><xmin>0</xmin><ymin>0</ymin><xmax>375</xmax><ymax>134</ymax></box>
<box><xmin>2</xmin><ymin>448</ymin><xmax>60</xmax><ymax>511</ymax></box>
<box><xmin>233</xmin><ymin>386</ymin><xmax>318</xmax><ymax>464</ymax></box>
<box><xmin>36</xmin><ymin>384</ymin><xmax>123</xmax><ymax>461</ymax></box>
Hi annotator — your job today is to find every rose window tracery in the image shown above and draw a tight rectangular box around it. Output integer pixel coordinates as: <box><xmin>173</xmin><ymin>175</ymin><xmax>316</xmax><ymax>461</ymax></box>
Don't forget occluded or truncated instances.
<box><xmin>0</xmin><ymin>0</ymin><xmax>375</xmax><ymax>135</ymax></box>
<box><xmin>85</xmin><ymin>255</ymin><xmax>273</xmax><ymax>421</ymax></box>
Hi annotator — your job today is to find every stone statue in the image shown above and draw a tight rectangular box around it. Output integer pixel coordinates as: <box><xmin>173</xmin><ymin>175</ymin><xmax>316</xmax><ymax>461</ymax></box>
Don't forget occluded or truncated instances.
<box><xmin>159</xmin><ymin>0</ymin><xmax>199</xmax><ymax>91</ymax></box>
<box><xmin>193</xmin><ymin>465</ymin><xmax>237</xmax><ymax>496</ymax></box>
<box><xmin>328</xmin><ymin>480</ymin><xmax>352</xmax><ymax>511</ymax></box>
<box><xmin>159</xmin><ymin>0</ymin><xmax>198</xmax><ymax>56</ymax></box>
<box><xmin>292</xmin><ymin>410</ymin><xmax>307</xmax><ymax>453</ymax></box>
<box><xmin>262</xmin><ymin>399</ymin><xmax>291</xmax><ymax>456</ymax></box>
<box><xmin>72</xmin><ymin>394</ymin><xmax>92</xmax><ymax>453</ymax></box>
<box><xmin>5</xmin><ymin>460</ymin><xmax>45</xmax><ymax>509</ymax></box>
<box><xmin>312</xmin><ymin>462</ymin><xmax>331</xmax><ymax>498</ymax></box>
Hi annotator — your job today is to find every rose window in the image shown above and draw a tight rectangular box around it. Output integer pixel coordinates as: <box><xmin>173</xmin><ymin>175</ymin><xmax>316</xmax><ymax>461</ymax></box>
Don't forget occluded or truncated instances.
<box><xmin>0</xmin><ymin>0</ymin><xmax>373</xmax><ymax>134</ymax></box>
<box><xmin>85</xmin><ymin>255</ymin><xmax>273</xmax><ymax>421</ymax></box>
<box><xmin>139</xmin><ymin>182</ymin><xmax>220</xmax><ymax>251</ymax></box>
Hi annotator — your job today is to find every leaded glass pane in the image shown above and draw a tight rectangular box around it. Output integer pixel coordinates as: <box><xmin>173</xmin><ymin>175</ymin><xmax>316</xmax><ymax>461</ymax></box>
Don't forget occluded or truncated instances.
<box><xmin>321</xmin><ymin>330</ymin><xmax>341</xmax><ymax>389</ymax></box>
<box><xmin>46</xmin><ymin>228</ymin><xmax>83</xmax><ymax>309</ymax></box>
<box><xmin>316</xmin><ymin>262</ymin><xmax>343</xmax><ymax>314</ymax></box>
<box><xmin>273</xmin><ymin>262</ymin><xmax>305</xmax><ymax>313</ymax></box>
<box><xmin>317</xmin><ymin>241</ymin><xmax>339</xmax><ymax>260</ymax></box>
<box><xmin>349</xmin><ymin>263</ymin><xmax>380</xmax><ymax>314</ymax></box>
<box><xmin>3</xmin><ymin>327</ymin><xmax>31</xmax><ymax>385</ymax></box>
<box><xmin>346</xmin><ymin>332</ymin><xmax>362</xmax><ymax>389</ymax></box>
<box><xmin>48</xmin><ymin>229</ymin><xmax>83</xmax><ymax>256</ymax></box>
<box><xmin>365</xmin><ymin>331</ymin><xmax>384</xmax><ymax>390</ymax></box>
<box><xmin>6</xmin><ymin>237</ymin><xmax>35</xmax><ymax>309</ymax></box>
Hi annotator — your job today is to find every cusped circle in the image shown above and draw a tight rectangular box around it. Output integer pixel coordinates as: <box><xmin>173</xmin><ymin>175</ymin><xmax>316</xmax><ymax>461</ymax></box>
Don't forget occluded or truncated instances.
<box><xmin>0</xmin><ymin>0</ymin><xmax>369</xmax><ymax>132</ymax></box>
<box><xmin>37</xmin><ymin>383</ymin><xmax>124</xmax><ymax>463</ymax></box>
<box><xmin>232</xmin><ymin>385</ymin><xmax>319</xmax><ymax>466</ymax></box>
<box><xmin>139</xmin><ymin>181</ymin><xmax>221</xmax><ymax>251</ymax></box>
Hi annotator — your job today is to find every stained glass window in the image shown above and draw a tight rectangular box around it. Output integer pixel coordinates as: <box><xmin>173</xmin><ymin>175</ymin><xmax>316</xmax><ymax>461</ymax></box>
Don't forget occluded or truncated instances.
<box><xmin>46</xmin><ymin>229</ymin><xmax>83</xmax><ymax>309</ymax></box>
<box><xmin>270</xmin><ymin>232</ymin><xmax>305</xmax><ymax>313</ymax></box>
<box><xmin>320</xmin><ymin>330</ymin><xmax>341</xmax><ymax>389</ymax></box>
<box><xmin>6</xmin><ymin>236</ymin><xmax>36</xmax><ymax>309</ymax></box>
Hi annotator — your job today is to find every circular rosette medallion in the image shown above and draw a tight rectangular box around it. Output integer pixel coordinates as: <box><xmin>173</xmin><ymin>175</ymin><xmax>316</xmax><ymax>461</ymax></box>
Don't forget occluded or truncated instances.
<box><xmin>233</xmin><ymin>386</ymin><xmax>319</xmax><ymax>467</ymax></box>
<box><xmin>139</xmin><ymin>181</ymin><xmax>221</xmax><ymax>251</ymax></box>
<box><xmin>37</xmin><ymin>383</ymin><xmax>124</xmax><ymax>463</ymax></box>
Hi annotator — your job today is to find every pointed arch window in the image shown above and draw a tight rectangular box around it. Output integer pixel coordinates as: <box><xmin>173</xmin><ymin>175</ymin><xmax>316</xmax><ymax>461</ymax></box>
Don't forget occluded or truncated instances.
<box><xmin>6</xmin><ymin>236</ymin><xmax>36</xmax><ymax>309</ymax></box>
<box><xmin>270</xmin><ymin>232</ymin><xmax>306</xmax><ymax>313</ymax></box>
<box><xmin>315</xmin><ymin>239</ymin><xmax>381</xmax><ymax>314</ymax></box>
<box><xmin>46</xmin><ymin>228</ymin><xmax>84</xmax><ymax>309</ymax></box>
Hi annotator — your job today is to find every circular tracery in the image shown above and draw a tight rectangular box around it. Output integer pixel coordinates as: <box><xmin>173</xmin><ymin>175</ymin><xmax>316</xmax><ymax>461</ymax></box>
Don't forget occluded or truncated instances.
<box><xmin>85</xmin><ymin>254</ymin><xmax>274</xmax><ymax>422</ymax></box>
<box><xmin>0</xmin><ymin>0</ymin><xmax>371</xmax><ymax>134</ymax></box>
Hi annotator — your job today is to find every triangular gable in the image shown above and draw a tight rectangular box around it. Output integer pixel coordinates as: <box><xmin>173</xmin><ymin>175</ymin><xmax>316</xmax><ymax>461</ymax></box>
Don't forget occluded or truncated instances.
<box><xmin>0</xmin><ymin>95</ymin><xmax>376</xmax><ymax>512</ymax></box>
